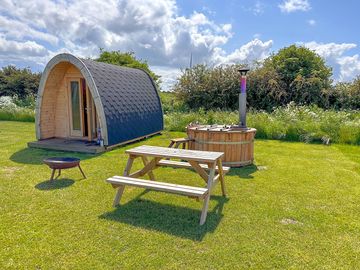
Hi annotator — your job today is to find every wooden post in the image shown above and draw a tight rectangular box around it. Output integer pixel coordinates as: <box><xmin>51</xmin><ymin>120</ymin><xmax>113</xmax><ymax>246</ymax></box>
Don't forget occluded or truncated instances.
<box><xmin>113</xmin><ymin>156</ymin><xmax>134</xmax><ymax>207</ymax></box>
<box><xmin>141</xmin><ymin>156</ymin><xmax>156</xmax><ymax>181</ymax></box>
<box><xmin>217</xmin><ymin>159</ymin><xmax>226</xmax><ymax>196</ymax></box>
<box><xmin>200</xmin><ymin>162</ymin><xmax>215</xmax><ymax>225</ymax></box>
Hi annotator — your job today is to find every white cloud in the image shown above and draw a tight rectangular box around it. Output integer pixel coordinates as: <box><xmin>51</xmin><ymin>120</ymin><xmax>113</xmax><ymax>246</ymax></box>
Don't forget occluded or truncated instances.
<box><xmin>337</xmin><ymin>55</ymin><xmax>360</xmax><ymax>81</ymax></box>
<box><xmin>307</xmin><ymin>19</ymin><xmax>316</xmax><ymax>26</ymax></box>
<box><xmin>253</xmin><ymin>1</ymin><xmax>265</xmax><ymax>15</ymax></box>
<box><xmin>152</xmin><ymin>66</ymin><xmax>182</xmax><ymax>91</ymax></box>
<box><xmin>0</xmin><ymin>0</ymin><xmax>358</xmax><ymax>90</ymax></box>
<box><xmin>0</xmin><ymin>35</ymin><xmax>49</xmax><ymax>68</ymax></box>
<box><xmin>0</xmin><ymin>0</ymin><xmax>235</xmax><ymax>70</ymax></box>
<box><xmin>304</xmin><ymin>41</ymin><xmax>360</xmax><ymax>81</ymax></box>
<box><xmin>0</xmin><ymin>36</ymin><xmax>48</xmax><ymax>57</ymax></box>
<box><xmin>0</xmin><ymin>16</ymin><xmax>58</xmax><ymax>45</ymax></box>
<box><xmin>305</xmin><ymin>42</ymin><xmax>356</xmax><ymax>59</ymax></box>
<box><xmin>279</xmin><ymin>0</ymin><xmax>311</xmax><ymax>13</ymax></box>
<box><xmin>0</xmin><ymin>0</ymin><xmax>252</xmax><ymax>90</ymax></box>
<box><xmin>212</xmin><ymin>39</ymin><xmax>273</xmax><ymax>66</ymax></box>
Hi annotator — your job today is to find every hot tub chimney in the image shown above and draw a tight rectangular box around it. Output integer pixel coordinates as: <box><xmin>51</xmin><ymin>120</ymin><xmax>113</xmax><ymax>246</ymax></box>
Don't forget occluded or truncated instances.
<box><xmin>238</xmin><ymin>67</ymin><xmax>250</xmax><ymax>128</ymax></box>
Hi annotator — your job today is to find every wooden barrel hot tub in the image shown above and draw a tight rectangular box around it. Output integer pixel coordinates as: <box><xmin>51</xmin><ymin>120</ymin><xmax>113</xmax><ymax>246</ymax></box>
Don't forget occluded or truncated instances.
<box><xmin>186</xmin><ymin>124</ymin><xmax>256</xmax><ymax>167</ymax></box>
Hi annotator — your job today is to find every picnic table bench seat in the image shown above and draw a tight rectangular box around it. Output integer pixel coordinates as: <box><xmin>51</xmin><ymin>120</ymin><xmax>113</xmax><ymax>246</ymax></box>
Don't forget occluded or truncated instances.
<box><xmin>107</xmin><ymin>176</ymin><xmax>208</xmax><ymax>200</ymax></box>
<box><xmin>158</xmin><ymin>160</ymin><xmax>230</xmax><ymax>174</ymax></box>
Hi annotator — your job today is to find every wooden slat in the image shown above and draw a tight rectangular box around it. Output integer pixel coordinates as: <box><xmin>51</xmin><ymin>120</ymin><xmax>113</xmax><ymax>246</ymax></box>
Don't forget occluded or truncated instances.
<box><xmin>107</xmin><ymin>176</ymin><xmax>208</xmax><ymax>198</ymax></box>
<box><xmin>141</xmin><ymin>156</ymin><xmax>155</xmax><ymax>181</ymax></box>
<box><xmin>212</xmin><ymin>174</ymin><xmax>220</xmax><ymax>184</ymax></box>
<box><xmin>158</xmin><ymin>160</ymin><xmax>230</xmax><ymax>174</ymax></box>
<box><xmin>126</xmin><ymin>145</ymin><xmax>224</xmax><ymax>162</ymax></box>
<box><xmin>171</xmin><ymin>138</ymin><xmax>191</xmax><ymax>143</ymax></box>
<box><xmin>129</xmin><ymin>157</ymin><xmax>160</xmax><ymax>178</ymax></box>
<box><xmin>188</xmin><ymin>160</ymin><xmax>209</xmax><ymax>182</ymax></box>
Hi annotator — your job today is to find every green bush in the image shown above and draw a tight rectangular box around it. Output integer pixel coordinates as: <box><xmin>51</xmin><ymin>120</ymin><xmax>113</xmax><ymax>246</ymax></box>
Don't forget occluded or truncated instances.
<box><xmin>0</xmin><ymin>66</ymin><xmax>41</xmax><ymax>99</ymax></box>
<box><xmin>172</xmin><ymin>45</ymin><xmax>360</xmax><ymax>111</ymax></box>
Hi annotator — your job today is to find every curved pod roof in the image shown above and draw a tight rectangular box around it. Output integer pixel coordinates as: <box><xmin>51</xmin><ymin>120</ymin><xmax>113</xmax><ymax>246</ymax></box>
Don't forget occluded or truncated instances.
<box><xmin>36</xmin><ymin>53</ymin><xmax>163</xmax><ymax>146</ymax></box>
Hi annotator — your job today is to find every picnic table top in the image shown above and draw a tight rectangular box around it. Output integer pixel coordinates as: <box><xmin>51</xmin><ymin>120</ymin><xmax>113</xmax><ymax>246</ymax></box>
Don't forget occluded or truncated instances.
<box><xmin>126</xmin><ymin>145</ymin><xmax>224</xmax><ymax>162</ymax></box>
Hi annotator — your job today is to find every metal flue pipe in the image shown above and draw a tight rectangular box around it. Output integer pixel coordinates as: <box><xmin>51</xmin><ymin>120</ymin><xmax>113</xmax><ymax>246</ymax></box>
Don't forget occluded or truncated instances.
<box><xmin>238</xmin><ymin>68</ymin><xmax>249</xmax><ymax>128</ymax></box>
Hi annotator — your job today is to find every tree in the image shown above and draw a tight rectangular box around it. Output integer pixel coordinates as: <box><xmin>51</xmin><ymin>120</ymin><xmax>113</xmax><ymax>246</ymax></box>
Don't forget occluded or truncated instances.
<box><xmin>95</xmin><ymin>49</ymin><xmax>161</xmax><ymax>88</ymax></box>
<box><xmin>0</xmin><ymin>65</ymin><xmax>41</xmax><ymax>99</ymax></box>
<box><xmin>173</xmin><ymin>64</ymin><xmax>241</xmax><ymax>110</ymax></box>
<box><xmin>264</xmin><ymin>45</ymin><xmax>333</xmax><ymax>106</ymax></box>
<box><xmin>330</xmin><ymin>76</ymin><xmax>360</xmax><ymax>109</ymax></box>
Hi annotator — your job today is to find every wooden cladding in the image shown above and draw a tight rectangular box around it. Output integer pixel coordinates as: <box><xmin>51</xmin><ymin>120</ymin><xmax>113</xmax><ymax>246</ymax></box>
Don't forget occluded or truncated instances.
<box><xmin>40</xmin><ymin>62</ymin><xmax>98</xmax><ymax>141</ymax></box>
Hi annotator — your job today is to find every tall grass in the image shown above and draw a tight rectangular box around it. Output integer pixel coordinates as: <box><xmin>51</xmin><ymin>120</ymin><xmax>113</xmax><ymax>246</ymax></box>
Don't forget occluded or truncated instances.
<box><xmin>0</xmin><ymin>107</ymin><xmax>35</xmax><ymax>122</ymax></box>
<box><xmin>0</xmin><ymin>96</ymin><xmax>35</xmax><ymax>122</ymax></box>
<box><xmin>165</xmin><ymin>103</ymin><xmax>360</xmax><ymax>145</ymax></box>
<box><xmin>1</xmin><ymin>95</ymin><xmax>359</xmax><ymax>145</ymax></box>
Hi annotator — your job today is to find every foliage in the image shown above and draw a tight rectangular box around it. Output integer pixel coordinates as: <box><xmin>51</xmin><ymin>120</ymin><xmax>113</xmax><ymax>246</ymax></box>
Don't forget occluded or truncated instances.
<box><xmin>173</xmin><ymin>64</ymin><xmax>241</xmax><ymax>110</ymax></box>
<box><xmin>1</xmin><ymin>121</ymin><xmax>360</xmax><ymax>269</ymax></box>
<box><xmin>173</xmin><ymin>45</ymin><xmax>352</xmax><ymax>111</ymax></box>
<box><xmin>95</xmin><ymin>49</ymin><xmax>161</xmax><ymax>88</ymax></box>
<box><xmin>0</xmin><ymin>65</ymin><xmax>41</xmax><ymax>99</ymax></box>
<box><xmin>159</xmin><ymin>91</ymin><xmax>187</xmax><ymax>113</ymax></box>
<box><xmin>164</xmin><ymin>103</ymin><xmax>360</xmax><ymax>145</ymax></box>
<box><xmin>0</xmin><ymin>96</ymin><xmax>35</xmax><ymax>122</ymax></box>
<box><xmin>266</xmin><ymin>45</ymin><xmax>332</xmax><ymax>106</ymax></box>
<box><xmin>329</xmin><ymin>76</ymin><xmax>360</xmax><ymax>109</ymax></box>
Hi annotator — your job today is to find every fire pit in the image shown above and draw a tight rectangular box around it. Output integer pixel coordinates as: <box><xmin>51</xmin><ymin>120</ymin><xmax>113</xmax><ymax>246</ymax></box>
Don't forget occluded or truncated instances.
<box><xmin>186</xmin><ymin>68</ymin><xmax>256</xmax><ymax>167</ymax></box>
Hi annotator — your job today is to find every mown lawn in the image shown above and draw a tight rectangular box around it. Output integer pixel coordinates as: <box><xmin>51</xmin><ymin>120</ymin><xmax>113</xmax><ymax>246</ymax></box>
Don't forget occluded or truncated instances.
<box><xmin>0</xmin><ymin>121</ymin><xmax>360</xmax><ymax>269</ymax></box>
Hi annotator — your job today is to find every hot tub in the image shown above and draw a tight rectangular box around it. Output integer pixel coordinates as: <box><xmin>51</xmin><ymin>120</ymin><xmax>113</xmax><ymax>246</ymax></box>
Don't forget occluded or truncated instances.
<box><xmin>186</xmin><ymin>124</ymin><xmax>256</xmax><ymax>167</ymax></box>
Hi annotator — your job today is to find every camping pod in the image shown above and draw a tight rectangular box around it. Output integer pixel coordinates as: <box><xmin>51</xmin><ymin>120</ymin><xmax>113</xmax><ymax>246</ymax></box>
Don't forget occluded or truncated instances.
<box><xmin>29</xmin><ymin>53</ymin><xmax>163</xmax><ymax>153</ymax></box>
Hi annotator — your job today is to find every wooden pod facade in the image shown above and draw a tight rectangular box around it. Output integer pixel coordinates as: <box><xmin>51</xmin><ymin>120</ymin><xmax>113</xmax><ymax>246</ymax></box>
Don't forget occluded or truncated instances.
<box><xmin>34</xmin><ymin>53</ymin><xmax>163</xmax><ymax>150</ymax></box>
<box><xmin>187</xmin><ymin>125</ymin><xmax>256</xmax><ymax>167</ymax></box>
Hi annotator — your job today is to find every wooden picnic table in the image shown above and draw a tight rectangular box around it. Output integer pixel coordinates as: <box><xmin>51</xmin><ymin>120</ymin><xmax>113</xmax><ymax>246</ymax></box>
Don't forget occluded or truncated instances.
<box><xmin>106</xmin><ymin>145</ymin><xmax>228</xmax><ymax>225</ymax></box>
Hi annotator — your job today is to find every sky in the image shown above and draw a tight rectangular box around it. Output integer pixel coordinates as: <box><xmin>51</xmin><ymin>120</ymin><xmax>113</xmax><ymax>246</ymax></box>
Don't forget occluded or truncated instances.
<box><xmin>0</xmin><ymin>0</ymin><xmax>360</xmax><ymax>90</ymax></box>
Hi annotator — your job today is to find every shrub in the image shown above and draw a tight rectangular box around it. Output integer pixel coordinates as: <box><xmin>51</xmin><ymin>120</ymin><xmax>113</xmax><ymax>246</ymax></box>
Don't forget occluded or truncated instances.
<box><xmin>173</xmin><ymin>45</ymin><xmax>337</xmax><ymax>111</ymax></box>
<box><xmin>0</xmin><ymin>66</ymin><xmax>41</xmax><ymax>99</ymax></box>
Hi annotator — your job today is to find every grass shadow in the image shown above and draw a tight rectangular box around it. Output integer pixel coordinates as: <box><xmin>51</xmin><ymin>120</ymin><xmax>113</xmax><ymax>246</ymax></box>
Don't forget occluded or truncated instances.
<box><xmin>10</xmin><ymin>147</ymin><xmax>99</xmax><ymax>165</ymax></box>
<box><xmin>99</xmin><ymin>193</ymin><xmax>229</xmax><ymax>241</ymax></box>
<box><xmin>228</xmin><ymin>164</ymin><xmax>258</xmax><ymax>179</ymax></box>
<box><xmin>35</xmin><ymin>178</ymin><xmax>75</xmax><ymax>190</ymax></box>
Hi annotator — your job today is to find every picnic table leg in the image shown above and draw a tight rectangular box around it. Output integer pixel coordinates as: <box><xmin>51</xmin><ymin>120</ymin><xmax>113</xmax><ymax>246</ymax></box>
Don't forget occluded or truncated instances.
<box><xmin>141</xmin><ymin>156</ymin><xmax>156</xmax><ymax>181</ymax></box>
<box><xmin>217</xmin><ymin>159</ymin><xmax>227</xmax><ymax>196</ymax></box>
<box><xmin>168</xmin><ymin>141</ymin><xmax>175</xmax><ymax>148</ymax></box>
<box><xmin>200</xmin><ymin>162</ymin><xmax>215</xmax><ymax>225</ymax></box>
<box><xmin>113</xmin><ymin>156</ymin><xmax>134</xmax><ymax>207</ymax></box>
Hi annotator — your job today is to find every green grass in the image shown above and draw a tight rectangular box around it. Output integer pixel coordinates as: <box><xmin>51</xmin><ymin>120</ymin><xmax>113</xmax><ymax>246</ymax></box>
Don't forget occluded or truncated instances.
<box><xmin>1</xmin><ymin>121</ymin><xmax>360</xmax><ymax>269</ymax></box>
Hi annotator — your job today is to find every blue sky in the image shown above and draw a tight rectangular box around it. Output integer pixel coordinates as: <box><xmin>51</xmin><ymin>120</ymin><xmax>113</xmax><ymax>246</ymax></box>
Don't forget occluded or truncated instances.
<box><xmin>0</xmin><ymin>0</ymin><xmax>359</xmax><ymax>90</ymax></box>
<box><xmin>181</xmin><ymin>0</ymin><xmax>360</xmax><ymax>50</ymax></box>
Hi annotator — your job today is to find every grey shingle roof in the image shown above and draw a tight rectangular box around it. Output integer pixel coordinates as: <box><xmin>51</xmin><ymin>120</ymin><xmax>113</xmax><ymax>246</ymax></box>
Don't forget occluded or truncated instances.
<box><xmin>81</xmin><ymin>59</ymin><xmax>163</xmax><ymax>146</ymax></box>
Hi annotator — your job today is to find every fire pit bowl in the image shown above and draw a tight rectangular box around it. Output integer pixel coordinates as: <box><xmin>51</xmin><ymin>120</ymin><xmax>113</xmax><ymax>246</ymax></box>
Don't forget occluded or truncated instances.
<box><xmin>43</xmin><ymin>157</ymin><xmax>86</xmax><ymax>181</ymax></box>
<box><xmin>186</xmin><ymin>124</ymin><xmax>256</xmax><ymax>167</ymax></box>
